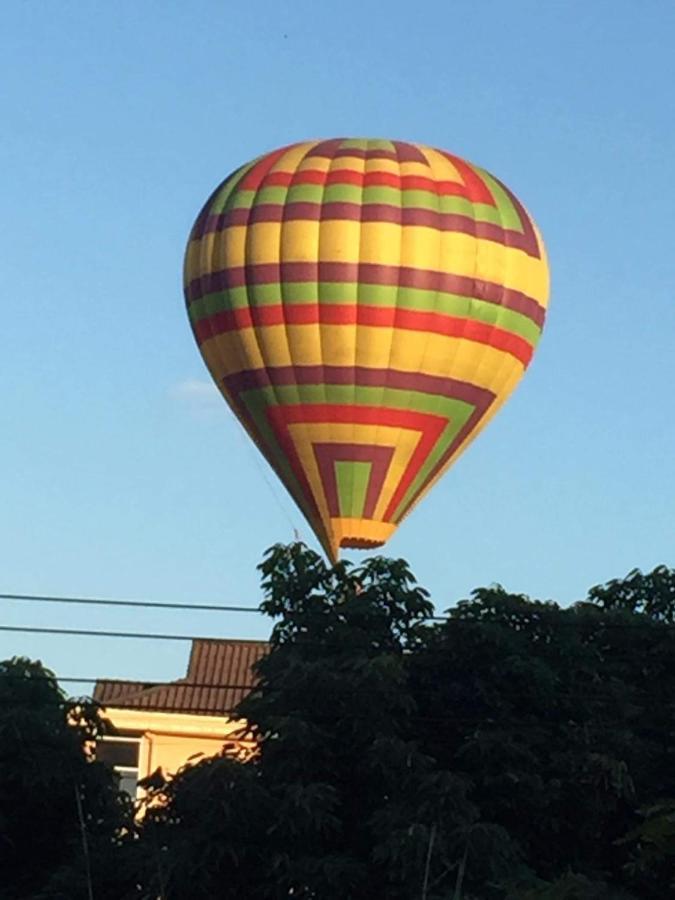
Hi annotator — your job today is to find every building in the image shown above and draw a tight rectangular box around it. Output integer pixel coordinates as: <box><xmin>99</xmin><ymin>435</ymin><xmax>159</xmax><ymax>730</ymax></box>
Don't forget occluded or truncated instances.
<box><xmin>94</xmin><ymin>638</ymin><xmax>268</xmax><ymax>796</ymax></box>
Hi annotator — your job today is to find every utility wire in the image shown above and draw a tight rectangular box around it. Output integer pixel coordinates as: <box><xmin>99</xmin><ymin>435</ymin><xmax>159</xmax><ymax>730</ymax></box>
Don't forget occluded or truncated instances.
<box><xmin>0</xmin><ymin>673</ymin><xmax>672</xmax><ymax>704</ymax></box>
<box><xmin>1</xmin><ymin>675</ymin><xmax>258</xmax><ymax>688</ymax></box>
<box><xmin>4</xmin><ymin>591</ymin><xmax>675</xmax><ymax>628</ymax></box>
<box><xmin>3</xmin><ymin>621</ymin><xmax>675</xmax><ymax>646</ymax></box>
<box><xmin>3</xmin><ymin>700</ymin><xmax>674</xmax><ymax>728</ymax></box>
<box><xmin>0</xmin><ymin>591</ymin><xmax>446</xmax><ymax>621</ymax></box>
<box><xmin>0</xmin><ymin>592</ymin><xmax>260</xmax><ymax>614</ymax></box>
<box><xmin>0</xmin><ymin>624</ymin><xmax>220</xmax><ymax>642</ymax></box>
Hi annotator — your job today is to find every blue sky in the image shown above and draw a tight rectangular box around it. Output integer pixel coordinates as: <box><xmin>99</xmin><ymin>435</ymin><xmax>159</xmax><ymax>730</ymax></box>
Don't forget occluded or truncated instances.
<box><xmin>2</xmin><ymin>1</ymin><xmax>674</xmax><ymax>689</ymax></box>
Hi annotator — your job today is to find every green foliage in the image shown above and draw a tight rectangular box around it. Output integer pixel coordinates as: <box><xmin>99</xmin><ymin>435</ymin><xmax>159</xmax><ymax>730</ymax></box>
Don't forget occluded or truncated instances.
<box><xmin>136</xmin><ymin>754</ymin><xmax>273</xmax><ymax>899</ymax></box>
<box><xmin>0</xmin><ymin>657</ymin><xmax>135</xmax><ymax>900</ymax></box>
<box><xmin>134</xmin><ymin>555</ymin><xmax>675</xmax><ymax>898</ymax></box>
<box><xmin>619</xmin><ymin>800</ymin><xmax>675</xmax><ymax>891</ymax></box>
<box><xmin>141</xmin><ymin>544</ymin><xmax>483</xmax><ymax>898</ymax></box>
<box><xmin>587</xmin><ymin>565</ymin><xmax>675</xmax><ymax>621</ymax></box>
<box><xmin>410</xmin><ymin>570</ymin><xmax>675</xmax><ymax>898</ymax></box>
<box><xmin>5</xmin><ymin>556</ymin><xmax>675</xmax><ymax>898</ymax></box>
<box><xmin>513</xmin><ymin>871</ymin><xmax>636</xmax><ymax>899</ymax></box>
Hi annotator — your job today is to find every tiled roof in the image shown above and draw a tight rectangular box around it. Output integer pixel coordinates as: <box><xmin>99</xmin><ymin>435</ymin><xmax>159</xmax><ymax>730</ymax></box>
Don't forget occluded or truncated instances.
<box><xmin>93</xmin><ymin>638</ymin><xmax>268</xmax><ymax>716</ymax></box>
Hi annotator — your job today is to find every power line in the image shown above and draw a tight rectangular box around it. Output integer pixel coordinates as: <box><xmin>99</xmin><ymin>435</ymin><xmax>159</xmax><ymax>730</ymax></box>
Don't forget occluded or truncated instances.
<box><xmin>0</xmin><ymin>625</ymin><xmax>221</xmax><ymax>642</ymax></box>
<box><xmin>0</xmin><ymin>591</ymin><xmax>447</xmax><ymax>621</ymax></box>
<box><xmin>1</xmin><ymin>672</ymin><xmax>672</xmax><ymax>705</ymax></box>
<box><xmin>0</xmin><ymin>592</ymin><xmax>261</xmax><ymax>614</ymax></box>
<box><xmin>4</xmin><ymin>699</ymin><xmax>674</xmax><ymax>728</ymax></box>
<box><xmin>4</xmin><ymin>591</ymin><xmax>675</xmax><ymax>629</ymax></box>
<box><xmin>70</xmin><ymin>677</ymin><xmax>257</xmax><ymax>688</ymax></box>
<box><xmin>3</xmin><ymin>621</ymin><xmax>675</xmax><ymax>648</ymax></box>
<box><xmin>0</xmin><ymin>674</ymin><xmax>257</xmax><ymax>690</ymax></box>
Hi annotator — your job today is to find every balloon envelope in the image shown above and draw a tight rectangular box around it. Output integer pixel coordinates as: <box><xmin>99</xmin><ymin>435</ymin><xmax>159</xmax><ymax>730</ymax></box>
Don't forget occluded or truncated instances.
<box><xmin>184</xmin><ymin>139</ymin><xmax>549</xmax><ymax>561</ymax></box>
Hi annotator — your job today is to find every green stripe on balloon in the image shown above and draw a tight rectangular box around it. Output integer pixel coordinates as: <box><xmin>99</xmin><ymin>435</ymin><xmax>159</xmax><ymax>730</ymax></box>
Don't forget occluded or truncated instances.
<box><xmin>206</xmin><ymin>161</ymin><xmax>257</xmax><ymax>215</ymax></box>
<box><xmin>237</xmin><ymin>383</ymin><xmax>479</xmax><ymax>520</ymax></box>
<box><xmin>336</xmin><ymin>460</ymin><xmax>371</xmax><ymax>518</ymax></box>
<box><xmin>187</xmin><ymin>285</ymin><xmax>542</xmax><ymax>347</ymax></box>
<box><xmin>389</xmin><ymin>417</ymin><xmax>473</xmax><ymax>521</ymax></box>
<box><xmin>340</xmin><ymin>138</ymin><xmax>371</xmax><ymax>151</ymax></box>
<box><xmin>476</xmin><ymin>168</ymin><xmax>527</xmax><ymax>232</ymax></box>
<box><xmin>240</xmin><ymin>384</ymin><xmax>476</xmax><ymax>449</ymax></box>
<box><xmin>225</xmin><ymin>182</ymin><xmax>516</xmax><ymax>226</ymax></box>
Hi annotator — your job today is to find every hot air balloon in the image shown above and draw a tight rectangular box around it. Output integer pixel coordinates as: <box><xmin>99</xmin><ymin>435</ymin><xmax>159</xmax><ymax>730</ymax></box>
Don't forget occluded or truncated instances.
<box><xmin>184</xmin><ymin>139</ymin><xmax>549</xmax><ymax>561</ymax></box>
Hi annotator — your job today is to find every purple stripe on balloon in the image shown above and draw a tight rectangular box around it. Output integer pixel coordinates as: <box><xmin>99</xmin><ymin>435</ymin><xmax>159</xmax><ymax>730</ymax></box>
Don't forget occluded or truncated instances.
<box><xmin>403</xmin><ymin>400</ymin><xmax>486</xmax><ymax>522</ymax></box>
<box><xmin>392</xmin><ymin>141</ymin><xmax>429</xmax><ymax>163</ymax></box>
<box><xmin>223</xmin><ymin>365</ymin><xmax>495</xmax><ymax>409</ymax></box>
<box><xmin>189</xmin><ymin>179</ymin><xmax>236</xmax><ymax>241</ymax></box>
<box><xmin>304</xmin><ymin>141</ymin><xmax>425</xmax><ymax>163</ymax></box>
<box><xmin>491</xmin><ymin>174</ymin><xmax>541</xmax><ymax>255</ymax></box>
<box><xmin>313</xmin><ymin>443</ymin><xmax>395</xmax><ymax>518</ymax></box>
<box><xmin>222</xmin><ymin>365</ymin><xmax>496</xmax><ymax>522</ymax></box>
<box><xmin>303</xmin><ymin>139</ymin><xmax>345</xmax><ymax>157</ymax></box>
<box><xmin>301</xmin><ymin>139</ymin><xmax>426</xmax><ymax>163</ymax></box>
<box><xmin>334</xmin><ymin>149</ymin><xmax>399</xmax><ymax>161</ymax></box>
<box><xmin>197</xmin><ymin>202</ymin><xmax>536</xmax><ymax>257</ymax></box>
<box><xmin>186</xmin><ymin>262</ymin><xmax>546</xmax><ymax>329</ymax></box>
<box><xmin>195</xmin><ymin>201</ymin><xmax>535</xmax><ymax>253</ymax></box>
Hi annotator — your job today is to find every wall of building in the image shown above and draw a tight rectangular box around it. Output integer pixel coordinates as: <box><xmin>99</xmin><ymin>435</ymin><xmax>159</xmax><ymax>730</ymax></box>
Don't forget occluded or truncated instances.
<box><xmin>142</xmin><ymin>731</ymin><xmax>232</xmax><ymax>778</ymax></box>
<box><xmin>101</xmin><ymin>707</ymin><xmax>254</xmax><ymax>793</ymax></box>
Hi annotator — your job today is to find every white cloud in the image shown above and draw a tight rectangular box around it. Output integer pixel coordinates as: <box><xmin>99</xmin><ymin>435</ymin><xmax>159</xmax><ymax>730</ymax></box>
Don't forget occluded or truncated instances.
<box><xmin>169</xmin><ymin>378</ymin><xmax>223</xmax><ymax>414</ymax></box>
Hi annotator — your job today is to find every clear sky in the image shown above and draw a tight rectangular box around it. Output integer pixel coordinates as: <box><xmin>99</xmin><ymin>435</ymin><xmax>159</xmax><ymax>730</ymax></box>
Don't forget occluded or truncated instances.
<box><xmin>2</xmin><ymin>1</ymin><xmax>674</xmax><ymax>689</ymax></box>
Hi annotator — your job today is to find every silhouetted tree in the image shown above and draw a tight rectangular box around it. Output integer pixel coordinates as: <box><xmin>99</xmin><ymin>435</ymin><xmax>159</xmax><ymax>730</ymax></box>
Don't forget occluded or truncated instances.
<box><xmin>0</xmin><ymin>657</ymin><xmax>136</xmax><ymax>900</ymax></box>
<box><xmin>6</xmin><ymin>553</ymin><xmax>675</xmax><ymax>899</ymax></box>
<box><xmin>138</xmin><ymin>552</ymin><xmax>675</xmax><ymax>898</ymax></box>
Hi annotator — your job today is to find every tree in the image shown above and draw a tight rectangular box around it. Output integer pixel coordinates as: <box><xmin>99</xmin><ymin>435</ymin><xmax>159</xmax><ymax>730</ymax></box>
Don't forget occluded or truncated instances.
<box><xmin>7</xmin><ymin>553</ymin><xmax>675</xmax><ymax>898</ymax></box>
<box><xmin>587</xmin><ymin>565</ymin><xmax>675</xmax><ymax>622</ymax></box>
<box><xmin>410</xmin><ymin>571</ymin><xmax>675</xmax><ymax>897</ymax></box>
<box><xmin>139</xmin><ymin>545</ymin><xmax>503</xmax><ymax>899</ymax></box>
<box><xmin>0</xmin><ymin>657</ymin><xmax>136</xmax><ymax>900</ymax></box>
<box><xmin>136</xmin><ymin>553</ymin><xmax>675</xmax><ymax>899</ymax></box>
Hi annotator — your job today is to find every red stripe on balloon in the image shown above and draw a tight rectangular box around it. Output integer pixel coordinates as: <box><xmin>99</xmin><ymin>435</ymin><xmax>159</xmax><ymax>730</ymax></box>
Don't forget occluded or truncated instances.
<box><xmin>236</xmin><ymin>146</ymin><xmax>296</xmax><ymax>191</ymax></box>
<box><xmin>223</xmin><ymin>365</ymin><xmax>498</xmax><ymax>525</ymax></box>
<box><xmin>272</xmin><ymin>403</ymin><xmax>441</xmax><ymax>429</ymax></box>
<box><xmin>186</xmin><ymin>263</ymin><xmax>546</xmax><ymax>327</ymax></box>
<box><xmin>224</xmin><ymin>366</ymin><xmax>495</xmax><ymax>406</ymax></box>
<box><xmin>264</xmin><ymin>169</ymin><xmax>325</xmax><ymax>187</ymax></box>
<box><xmin>259</xmin><ymin>168</ymin><xmax>487</xmax><ymax>199</ymax></box>
<box><xmin>491</xmin><ymin>173</ymin><xmax>542</xmax><ymax>258</ymax></box>
<box><xmin>201</xmin><ymin>203</ymin><xmax>539</xmax><ymax>257</ymax></box>
<box><xmin>313</xmin><ymin>443</ymin><xmax>395</xmax><ymax>518</ymax></box>
<box><xmin>268</xmin><ymin>404</ymin><xmax>447</xmax><ymax>523</ymax></box>
<box><xmin>194</xmin><ymin>304</ymin><xmax>534</xmax><ymax>366</ymax></box>
<box><xmin>439</xmin><ymin>153</ymin><xmax>496</xmax><ymax>205</ymax></box>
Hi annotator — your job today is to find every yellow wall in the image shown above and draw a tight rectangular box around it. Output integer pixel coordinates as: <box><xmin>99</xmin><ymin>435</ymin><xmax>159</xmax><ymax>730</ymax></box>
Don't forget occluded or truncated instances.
<box><xmin>103</xmin><ymin>707</ymin><xmax>255</xmax><ymax>786</ymax></box>
<box><xmin>142</xmin><ymin>732</ymin><xmax>231</xmax><ymax>779</ymax></box>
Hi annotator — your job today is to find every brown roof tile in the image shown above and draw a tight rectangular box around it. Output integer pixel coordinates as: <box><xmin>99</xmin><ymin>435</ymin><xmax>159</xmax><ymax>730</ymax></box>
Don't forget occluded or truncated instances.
<box><xmin>94</xmin><ymin>638</ymin><xmax>268</xmax><ymax>716</ymax></box>
<box><xmin>94</xmin><ymin>680</ymin><xmax>159</xmax><ymax>704</ymax></box>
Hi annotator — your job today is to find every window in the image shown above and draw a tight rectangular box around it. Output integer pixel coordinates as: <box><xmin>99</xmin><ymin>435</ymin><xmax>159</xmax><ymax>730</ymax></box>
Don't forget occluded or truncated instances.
<box><xmin>97</xmin><ymin>737</ymin><xmax>141</xmax><ymax>798</ymax></box>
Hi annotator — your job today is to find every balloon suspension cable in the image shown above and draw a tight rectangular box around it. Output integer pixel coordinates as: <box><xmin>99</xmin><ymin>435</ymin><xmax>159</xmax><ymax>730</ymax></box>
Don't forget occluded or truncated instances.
<box><xmin>233</xmin><ymin>423</ymin><xmax>303</xmax><ymax>543</ymax></box>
